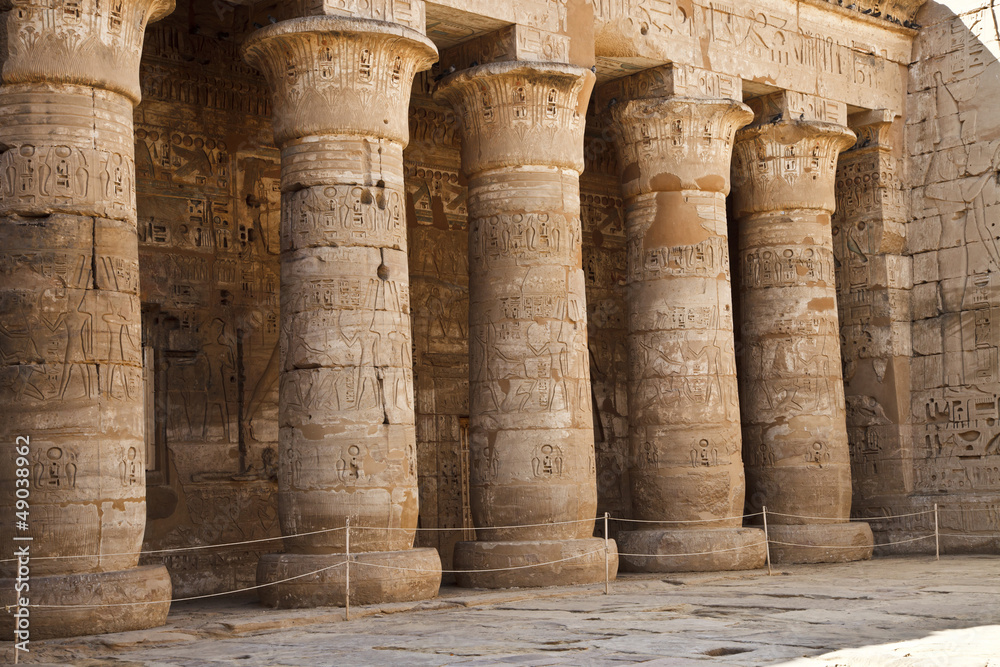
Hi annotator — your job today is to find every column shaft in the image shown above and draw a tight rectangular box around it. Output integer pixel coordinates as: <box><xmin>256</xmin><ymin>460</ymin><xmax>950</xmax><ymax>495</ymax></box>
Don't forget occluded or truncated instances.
<box><xmin>467</xmin><ymin>165</ymin><xmax>594</xmax><ymax>539</ymax></box>
<box><xmin>243</xmin><ymin>14</ymin><xmax>441</xmax><ymax>607</ymax></box>
<box><xmin>0</xmin><ymin>1</ymin><xmax>174</xmax><ymax>639</ymax></box>
<box><xmin>437</xmin><ymin>61</ymin><xmax>618</xmax><ymax>588</ymax></box>
<box><xmin>732</xmin><ymin>97</ymin><xmax>874</xmax><ymax>563</ymax></box>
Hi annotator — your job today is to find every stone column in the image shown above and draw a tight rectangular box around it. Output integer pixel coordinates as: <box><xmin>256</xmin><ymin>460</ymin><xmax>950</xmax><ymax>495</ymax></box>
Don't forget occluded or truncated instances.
<box><xmin>600</xmin><ymin>65</ymin><xmax>766</xmax><ymax>572</ymax></box>
<box><xmin>242</xmin><ymin>9</ymin><xmax>442</xmax><ymax>607</ymax></box>
<box><xmin>731</xmin><ymin>92</ymin><xmax>874</xmax><ymax>563</ymax></box>
<box><xmin>0</xmin><ymin>1</ymin><xmax>174</xmax><ymax>639</ymax></box>
<box><xmin>436</xmin><ymin>62</ymin><xmax>618</xmax><ymax>588</ymax></box>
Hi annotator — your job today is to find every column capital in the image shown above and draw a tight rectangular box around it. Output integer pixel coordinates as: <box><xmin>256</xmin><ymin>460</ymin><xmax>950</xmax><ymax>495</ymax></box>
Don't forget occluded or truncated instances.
<box><xmin>606</xmin><ymin>97</ymin><xmax>752</xmax><ymax>198</ymax></box>
<box><xmin>434</xmin><ymin>61</ymin><xmax>595</xmax><ymax>176</ymax></box>
<box><xmin>835</xmin><ymin>110</ymin><xmax>907</xmax><ymax>237</ymax></box>
<box><xmin>242</xmin><ymin>16</ymin><xmax>437</xmax><ymax>148</ymax></box>
<box><xmin>0</xmin><ymin>0</ymin><xmax>174</xmax><ymax>102</ymax></box>
<box><xmin>846</xmin><ymin>108</ymin><xmax>898</xmax><ymax>153</ymax></box>
<box><xmin>732</xmin><ymin>118</ymin><xmax>856</xmax><ymax>217</ymax></box>
<box><xmin>597</xmin><ymin>64</ymin><xmax>750</xmax><ymax>197</ymax></box>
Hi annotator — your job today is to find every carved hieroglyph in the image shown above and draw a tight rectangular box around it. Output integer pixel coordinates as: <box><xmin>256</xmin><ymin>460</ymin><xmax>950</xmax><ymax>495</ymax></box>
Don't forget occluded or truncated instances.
<box><xmin>436</xmin><ymin>61</ymin><xmax>619</xmax><ymax>588</ymax></box>
<box><xmin>732</xmin><ymin>92</ymin><xmax>874</xmax><ymax>563</ymax></box>
<box><xmin>243</xmin><ymin>12</ymin><xmax>442</xmax><ymax>607</ymax></box>
<box><xmin>600</xmin><ymin>64</ymin><xmax>765</xmax><ymax>572</ymax></box>
<box><xmin>0</xmin><ymin>0</ymin><xmax>175</xmax><ymax>639</ymax></box>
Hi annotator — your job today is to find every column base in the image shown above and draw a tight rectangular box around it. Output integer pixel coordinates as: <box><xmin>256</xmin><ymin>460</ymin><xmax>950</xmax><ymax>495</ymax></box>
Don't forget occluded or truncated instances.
<box><xmin>0</xmin><ymin>564</ymin><xmax>171</xmax><ymax>640</ymax></box>
<box><xmin>617</xmin><ymin>527</ymin><xmax>767</xmax><ymax>573</ymax></box>
<box><xmin>257</xmin><ymin>548</ymin><xmax>442</xmax><ymax>609</ymax></box>
<box><xmin>768</xmin><ymin>522</ymin><xmax>874</xmax><ymax>564</ymax></box>
<box><xmin>454</xmin><ymin>537</ymin><xmax>617</xmax><ymax>589</ymax></box>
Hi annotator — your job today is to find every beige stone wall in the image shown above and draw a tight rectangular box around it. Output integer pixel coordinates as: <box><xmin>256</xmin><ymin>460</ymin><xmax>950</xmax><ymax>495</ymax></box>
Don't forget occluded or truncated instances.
<box><xmin>899</xmin><ymin>0</ymin><xmax>1000</xmax><ymax>548</ymax></box>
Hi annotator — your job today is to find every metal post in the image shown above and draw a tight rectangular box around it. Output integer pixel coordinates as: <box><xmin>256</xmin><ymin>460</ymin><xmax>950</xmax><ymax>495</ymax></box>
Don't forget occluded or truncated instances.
<box><xmin>604</xmin><ymin>512</ymin><xmax>610</xmax><ymax>595</ymax></box>
<box><xmin>934</xmin><ymin>504</ymin><xmax>940</xmax><ymax>561</ymax></box>
<box><xmin>345</xmin><ymin>517</ymin><xmax>351</xmax><ymax>621</ymax></box>
<box><xmin>762</xmin><ymin>506</ymin><xmax>773</xmax><ymax>576</ymax></box>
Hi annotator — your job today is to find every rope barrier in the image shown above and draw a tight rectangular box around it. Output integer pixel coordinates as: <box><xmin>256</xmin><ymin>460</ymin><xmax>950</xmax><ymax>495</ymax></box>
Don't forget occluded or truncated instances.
<box><xmin>0</xmin><ymin>518</ymin><xmax>596</xmax><ymax>564</ymax></box>
<box><xmin>7</xmin><ymin>501</ymin><xmax>996</xmax><ymax>615</ymax></box>
<box><xmin>769</xmin><ymin>534</ymin><xmax>936</xmax><ymax>550</ymax></box>
<box><xmin>0</xmin><ymin>526</ymin><xmax>348</xmax><ymax>564</ymax></box>
<box><xmin>767</xmin><ymin>510</ymin><xmax>936</xmax><ymax>522</ymax></box>
<box><xmin>10</xmin><ymin>549</ymin><xmax>612</xmax><ymax>611</ymax></box>
<box><xmin>352</xmin><ymin>517</ymin><xmax>598</xmax><ymax>532</ymax></box>
<box><xmin>351</xmin><ymin>548</ymin><xmax>608</xmax><ymax>575</ymax></box>
<box><xmin>851</xmin><ymin>510</ymin><xmax>937</xmax><ymax>521</ymax></box>
<box><xmin>4</xmin><ymin>505</ymin><xmax>980</xmax><ymax>565</ymax></box>
<box><xmin>16</xmin><ymin>560</ymin><xmax>348</xmax><ymax>610</ymax></box>
<box><xmin>617</xmin><ymin>541</ymin><xmax>768</xmax><ymax>558</ymax></box>
<box><xmin>610</xmin><ymin>512</ymin><xmax>763</xmax><ymax>525</ymax></box>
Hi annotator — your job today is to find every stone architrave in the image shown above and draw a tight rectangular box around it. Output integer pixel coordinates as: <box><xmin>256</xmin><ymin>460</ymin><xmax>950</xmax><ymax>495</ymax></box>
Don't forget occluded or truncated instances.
<box><xmin>0</xmin><ymin>1</ymin><xmax>175</xmax><ymax>639</ymax></box>
<box><xmin>242</xmin><ymin>9</ymin><xmax>442</xmax><ymax>608</ymax></box>
<box><xmin>731</xmin><ymin>92</ymin><xmax>874</xmax><ymax>564</ymax></box>
<box><xmin>436</xmin><ymin>61</ymin><xmax>620</xmax><ymax>588</ymax></box>
<box><xmin>600</xmin><ymin>64</ymin><xmax>766</xmax><ymax>572</ymax></box>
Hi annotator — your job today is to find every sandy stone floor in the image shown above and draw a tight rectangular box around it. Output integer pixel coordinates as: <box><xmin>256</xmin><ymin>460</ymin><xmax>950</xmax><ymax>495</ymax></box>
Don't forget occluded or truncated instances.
<box><xmin>8</xmin><ymin>555</ymin><xmax>1000</xmax><ymax>666</ymax></box>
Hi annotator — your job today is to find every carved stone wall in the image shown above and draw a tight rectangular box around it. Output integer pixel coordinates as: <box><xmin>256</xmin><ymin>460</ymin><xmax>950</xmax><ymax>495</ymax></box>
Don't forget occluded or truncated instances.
<box><xmin>593</xmin><ymin>0</ymin><xmax>918</xmax><ymax>113</ymax></box>
<box><xmin>134</xmin><ymin>1</ymin><xmax>284</xmax><ymax>597</ymax></box>
<box><xmin>900</xmin><ymin>0</ymin><xmax>1000</xmax><ymax>550</ymax></box>
<box><xmin>406</xmin><ymin>72</ymin><xmax>474</xmax><ymax>575</ymax></box>
<box><xmin>581</xmin><ymin>119</ymin><xmax>631</xmax><ymax>532</ymax></box>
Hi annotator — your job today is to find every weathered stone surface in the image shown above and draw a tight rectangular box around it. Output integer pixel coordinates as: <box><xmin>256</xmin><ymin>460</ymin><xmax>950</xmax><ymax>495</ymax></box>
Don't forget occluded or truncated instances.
<box><xmin>257</xmin><ymin>547</ymin><xmax>442</xmax><ymax>608</ymax></box>
<box><xmin>454</xmin><ymin>537</ymin><xmax>616</xmax><ymax>589</ymax></box>
<box><xmin>14</xmin><ymin>557</ymin><xmax>1000</xmax><ymax>666</ymax></box>
<box><xmin>0</xmin><ymin>565</ymin><xmax>171</xmax><ymax>640</ymax></box>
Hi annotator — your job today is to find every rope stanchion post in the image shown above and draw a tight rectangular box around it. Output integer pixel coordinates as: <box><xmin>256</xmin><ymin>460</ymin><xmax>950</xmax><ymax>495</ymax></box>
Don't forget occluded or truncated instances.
<box><xmin>934</xmin><ymin>504</ymin><xmax>940</xmax><ymax>561</ymax></box>
<box><xmin>762</xmin><ymin>506</ymin><xmax>773</xmax><ymax>576</ymax></box>
<box><xmin>604</xmin><ymin>512</ymin><xmax>610</xmax><ymax>595</ymax></box>
<box><xmin>345</xmin><ymin>517</ymin><xmax>351</xmax><ymax>621</ymax></box>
